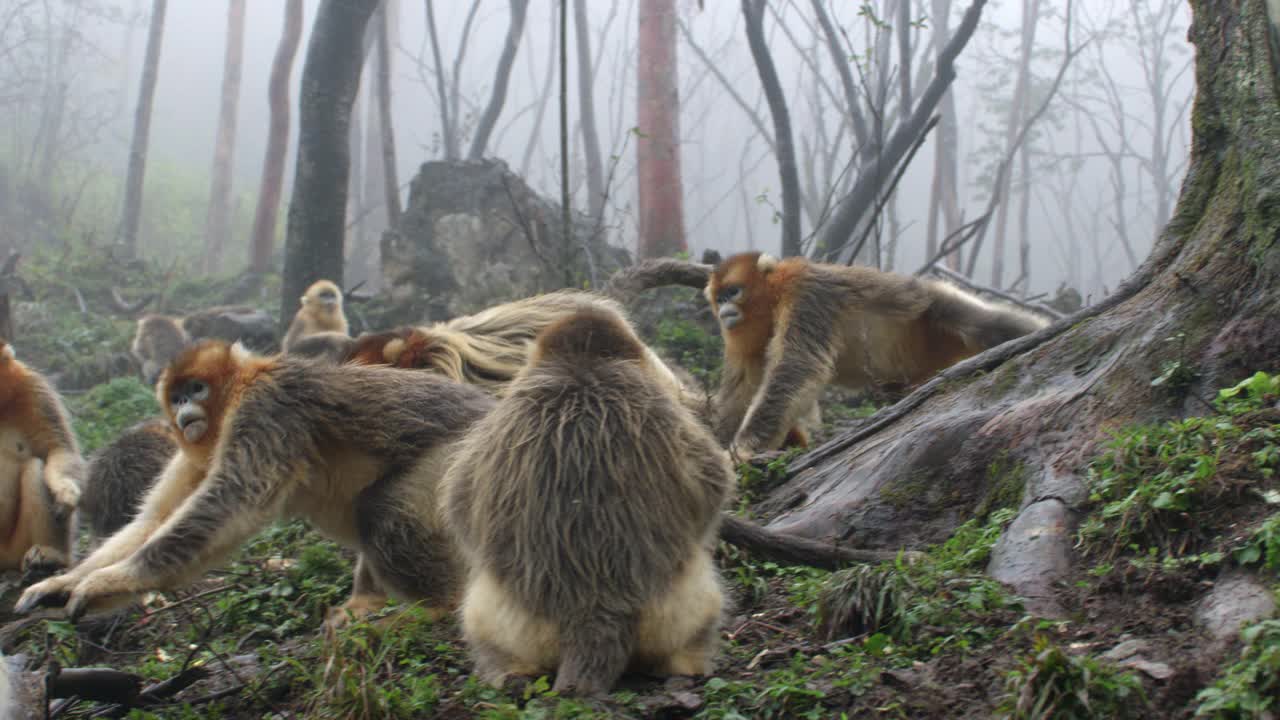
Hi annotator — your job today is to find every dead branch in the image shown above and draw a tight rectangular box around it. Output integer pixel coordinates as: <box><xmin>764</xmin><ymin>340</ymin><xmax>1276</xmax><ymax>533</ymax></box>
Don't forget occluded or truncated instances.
<box><xmin>720</xmin><ymin>515</ymin><xmax>916</xmax><ymax>570</ymax></box>
<box><xmin>49</xmin><ymin>668</ymin><xmax>142</xmax><ymax>705</ymax></box>
<box><xmin>107</xmin><ymin>287</ymin><xmax>157</xmax><ymax>315</ymax></box>
<box><xmin>602</xmin><ymin>258</ymin><xmax>712</xmax><ymax>301</ymax></box>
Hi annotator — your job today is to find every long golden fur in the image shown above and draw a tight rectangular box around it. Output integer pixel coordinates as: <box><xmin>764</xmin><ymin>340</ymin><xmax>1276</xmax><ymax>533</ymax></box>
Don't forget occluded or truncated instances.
<box><xmin>441</xmin><ymin>308</ymin><xmax>733</xmax><ymax>695</ymax></box>
<box><xmin>15</xmin><ymin>340</ymin><xmax>493</xmax><ymax>625</ymax></box>
<box><xmin>282</xmin><ymin>279</ymin><xmax>348</xmax><ymax>352</ymax></box>
<box><xmin>707</xmin><ymin>252</ymin><xmax>1049</xmax><ymax>455</ymax></box>
<box><xmin>0</xmin><ymin>342</ymin><xmax>83</xmax><ymax>571</ymax></box>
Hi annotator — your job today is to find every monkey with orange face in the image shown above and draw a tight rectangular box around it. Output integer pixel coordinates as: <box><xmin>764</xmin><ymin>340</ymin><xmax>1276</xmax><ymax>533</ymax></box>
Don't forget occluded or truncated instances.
<box><xmin>15</xmin><ymin>340</ymin><xmax>493</xmax><ymax>625</ymax></box>
<box><xmin>706</xmin><ymin>252</ymin><xmax>1049</xmax><ymax>458</ymax></box>
<box><xmin>0</xmin><ymin>342</ymin><xmax>83</xmax><ymax>571</ymax></box>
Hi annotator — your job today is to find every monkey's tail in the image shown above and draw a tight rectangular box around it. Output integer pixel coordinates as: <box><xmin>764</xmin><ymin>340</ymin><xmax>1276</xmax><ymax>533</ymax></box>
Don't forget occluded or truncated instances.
<box><xmin>719</xmin><ymin>515</ymin><xmax>912</xmax><ymax>570</ymax></box>
<box><xmin>553</xmin><ymin>613</ymin><xmax>636</xmax><ymax>696</ymax></box>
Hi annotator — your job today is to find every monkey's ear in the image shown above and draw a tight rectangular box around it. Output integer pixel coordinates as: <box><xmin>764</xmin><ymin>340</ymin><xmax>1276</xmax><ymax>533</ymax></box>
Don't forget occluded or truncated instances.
<box><xmin>757</xmin><ymin>254</ymin><xmax>779</xmax><ymax>273</ymax></box>
<box><xmin>703</xmin><ymin>284</ymin><xmax>714</xmax><ymax>304</ymax></box>
<box><xmin>299</xmin><ymin>295</ymin><xmax>310</xmax><ymax>305</ymax></box>
<box><xmin>0</xmin><ymin>343</ymin><xmax>13</xmax><ymax>362</ymax></box>
<box><xmin>230</xmin><ymin>341</ymin><xmax>252</xmax><ymax>364</ymax></box>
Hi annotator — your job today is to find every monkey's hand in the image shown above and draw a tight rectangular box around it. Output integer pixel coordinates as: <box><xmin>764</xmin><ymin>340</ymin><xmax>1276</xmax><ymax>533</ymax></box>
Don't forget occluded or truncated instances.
<box><xmin>728</xmin><ymin>440</ymin><xmax>763</xmax><ymax>466</ymax></box>
<box><xmin>65</xmin><ymin>564</ymin><xmax>143</xmax><ymax>622</ymax></box>
<box><xmin>13</xmin><ymin>573</ymin><xmax>77</xmax><ymax>614</ymax></box>
<box><xmin>43</xmin><ymin>472</ymin><xmax>81</xmax><ymax>522</ymax></box>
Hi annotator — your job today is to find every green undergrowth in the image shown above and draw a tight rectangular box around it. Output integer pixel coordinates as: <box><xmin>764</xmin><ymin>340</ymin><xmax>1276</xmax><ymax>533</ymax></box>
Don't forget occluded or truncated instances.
<box><xmin>1078</xmin><ymin>371</ymin><xmax>1280</xmax><ymax>564</ymax></box>
<box><xmin>1194</xmin><ymin>619</ymin><xmax>1280</xmax><ymax>717</ymax></box>
<box><xmin>68</xmin><ymin>376</ymin><xmax>160</xmax><ymax>452</ymax></box>
<box><xmin>997</xmin><ymin>634</ymin><xmax>1147</xmax><ymax>720</ymax></box>
<box><xmin>652</xmin><ymin>317</ymin><xmax>724</xmax><ymax>392</ymax></box>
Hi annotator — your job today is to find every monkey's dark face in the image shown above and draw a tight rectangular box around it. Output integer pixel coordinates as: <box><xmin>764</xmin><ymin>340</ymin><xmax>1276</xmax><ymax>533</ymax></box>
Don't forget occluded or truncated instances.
<box><xmin>168</xmin><ymin>378</ymin><xmax>211</xmax><ymax>443</ymax></box>
<box><xmin>315</xmin><ymin>288</ymin><xmax>339</xmax><ymax>306</ymax></box>
<box><xmin>713</xmin><ymin>285</ymin><xmax>746</xmax><ymax>329</ymax></box>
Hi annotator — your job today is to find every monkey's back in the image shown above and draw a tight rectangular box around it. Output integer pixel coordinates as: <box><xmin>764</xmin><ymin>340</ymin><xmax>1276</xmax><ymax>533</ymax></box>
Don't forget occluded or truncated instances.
<box><xmin>81</xmin><ymin>419</ymin><xmax>176</xmax><ymax>538</ymax></box>
<box><xmin>458</xmin><ymin>361</ymin><xmax>727</xmax><ymax>620</ymax></box>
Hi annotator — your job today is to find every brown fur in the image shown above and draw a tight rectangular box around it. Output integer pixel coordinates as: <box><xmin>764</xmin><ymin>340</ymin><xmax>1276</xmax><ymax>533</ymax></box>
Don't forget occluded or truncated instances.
<box><xmin>15</xmin><ymin>340</ymin><xmax>494</xmax><ymax>626</ymax></box>
<box><xmin>706</xmin><ymin>252</ymin><xmax>1049</xmax><ymax>454</ymax></box>
<box><xmin>80</xmin><ymin>419</ymin><xmax>177</xmax><ymax>541</ymax></box>
<box><xmin>284</xmin><ymin>331</ymin><xmax>356</xmax><ymax>363</ymax></box>
<box><xmin>441</xmin><ymin>308</ymin><xmax>733</xmax><ymax>695</ymax></box>
<box><xmin>131</xmin><ymin>315</ymin><xmax>192</xmax><ymax>386</ymax></box>
<box><xmin>0</xmin><ymin>342</ymin><xmax>83</xmax><ymax>571</ymax></box>
<box><xmin>282</xmin><ymin>280</ymin><xmax>349</xmax><ymax>352</ymax></box>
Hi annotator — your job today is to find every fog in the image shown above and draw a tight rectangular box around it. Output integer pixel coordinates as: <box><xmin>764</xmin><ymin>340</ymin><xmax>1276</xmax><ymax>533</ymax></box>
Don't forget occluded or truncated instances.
<box><xmin>2</xmin><ymin>0</ymin><xmax>1192</xmax><ymax>301</ymax></box>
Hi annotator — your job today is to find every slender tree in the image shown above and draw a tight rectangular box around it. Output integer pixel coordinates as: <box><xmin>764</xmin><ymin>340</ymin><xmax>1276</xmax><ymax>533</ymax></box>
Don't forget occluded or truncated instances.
<box><xmin>469</xmin><ymin>0</ymin><xmax>530</xmax><ymax>160</ymax></box>
<box><xmin>423</xmin><ymin>0</ymin><xmax>457</xmax><ymax>159</ymax></box>
<box><xmin>279</xmin><ymin>0</ymin><xmax>381</xmax><ymax>332</ymax></box>
<box><xmin>574</xmin><ymin>0</ymin><xmax>606</xmax><ymax>221</ymax></box>
<box><xmin>741</xmin><ymin>0</ymin><xmax>801</xmax><ymax>257</ymax></box>
<box><xmin>117</xmin><ymin>0</ymin><xmax>167</xmax><ymax>258</ymax></box>
<box><xmin>249</xmin><ymin>0</ymin><xmax>304</xmax><ymax>275</ymax></box>
<box><xmin>376</xmin><ymin>0</ymin><xmax>401</xmax><ymax>225</ymax></box>
<box><xmin>203</xmin><ymin>0</ymin><xmax>247</xmax><ymax>274</ymax></box>
<box><xmin>636</xmin><ymin>0</ymin><xmax>686</xmax><ymax>258</ymax></box>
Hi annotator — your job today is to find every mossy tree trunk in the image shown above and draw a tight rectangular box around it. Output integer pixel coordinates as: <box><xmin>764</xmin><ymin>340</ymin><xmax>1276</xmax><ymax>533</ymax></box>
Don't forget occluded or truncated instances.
<box><xmin>767</xmin><ymin>0</ymin><xmax>1280</xmax><ymax>612</ymax></box>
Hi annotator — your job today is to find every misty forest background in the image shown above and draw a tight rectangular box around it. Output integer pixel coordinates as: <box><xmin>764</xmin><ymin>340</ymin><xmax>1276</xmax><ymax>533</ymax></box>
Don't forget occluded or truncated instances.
<box><xmin>9</xmin><ymin>0</ymin><xmax>1280</xmax><ymax>718</ymax></box>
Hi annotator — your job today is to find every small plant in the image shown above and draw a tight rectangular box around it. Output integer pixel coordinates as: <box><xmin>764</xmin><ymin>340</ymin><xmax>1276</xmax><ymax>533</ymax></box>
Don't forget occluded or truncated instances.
<box><xmin>1194</xmin><ymin>619</ymin><xmax>1280</xmax><ymax>717</ymax></box>
<box><xmin>653</xmin><ymin>317</ymin><xmax>724</xmax><ymax>389</ymax></box>
<box><xmin>1236</xmin><ymin>512</ymin><xmax>1280</xmax><ymax>571</ymax></box>
<box><xmin>999</xmin><ymin>636</ymin><xmax>1146</xmax><ymax>719</ymax></box>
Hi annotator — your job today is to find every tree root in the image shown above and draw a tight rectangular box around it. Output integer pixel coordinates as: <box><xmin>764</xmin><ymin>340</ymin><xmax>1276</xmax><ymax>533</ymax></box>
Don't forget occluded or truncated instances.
<box><xmin>719</xmin><ymin>515</ymin><xmax>916</xmax><ymax>570</ymax></box>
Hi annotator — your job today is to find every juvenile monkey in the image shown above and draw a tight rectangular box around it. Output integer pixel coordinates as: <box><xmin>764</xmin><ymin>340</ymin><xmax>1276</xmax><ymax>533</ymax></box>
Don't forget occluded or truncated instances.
<box><xmin>441</xmin><ymin>308</ymin><xmax>733</xmax><ymax>695</ymax></box>
<box><xmin>707</xmin><ymin>252</ymin><xmax>1049</xmax><ymax>456</ymax></box>
<box><xmin>0</xmin><ymin>342</ymin><xmax>83</xmax><ymax>570</ymax></box>
<box><xmin>80</xmin><ymin>419</ymin><xmax>177</xmax><ymax>541</ymax></box>
<box><xmin>282</xmin><ymin>280</ymin><xmax>348</xmax><ymax>352</ymax></box>
<box><xmin>131</xmin><ymin>315</ymin><xmax>191</xmax><ymax>386</ymax></box>
<box><xmin>132</xmin><ymin>306</ymin><xmax>276</xmax><ymax>385</ymax></box>
<box><xmin>15</xmin><ymin>340</ymin><xmax>493</xmax><ymax>625</ymax></box>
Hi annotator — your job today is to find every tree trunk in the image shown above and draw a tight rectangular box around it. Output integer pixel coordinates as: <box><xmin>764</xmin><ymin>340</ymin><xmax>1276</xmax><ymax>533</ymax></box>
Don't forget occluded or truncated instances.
<box><xmin>765</xmin><ymin>0</ymin><xmax>1280</xmax><ymax>614</ymax></box>
<box><xmin>924</xmin><ymin>0</ymin><xmax>962</xmax><ymax>267</ymax></box>
<box><xmin>279</xmin><ymin>0</ymin><xmax>380</xmax><ymax>333</ymax></box>
<box><xmin>248</xmin><ymin>0</ymin><xmax>304</xmax><ymax>276</ymax></box>
<box><xmin>519</xmin><ymin>6</ymin><xmax>559</xmax><ymax>179</ymax></box>
<box><xmin>573</xmin><ymin>0</ymin><xmax>606</xmax><ymax>222</ymax></box>
<box><xmin>742</xmin><ymin>0</ymin><xmax>802</xmax><ymax>258</ymax></box>
<box><xmin>117</xmin><ymin>0</ymin><xmax>167</xmax><ymax>259</ymax></box>
<box><xmin>376</xmin><ymin>0</ymin><xmax>401</xmax><ymax>228</ymax></box>
<box><xmin>423</xmin><ymin>0</ymin><xmax>457</xmax><ymax>160</ymax></box>
<box><xmin>636</xmin><ymin>0</ymin><xmax>686</xmax><ymax>258</ymax></box>
<box><xmin>989</xmin><ymin>0</ymin><xmax>1041</xmax><ymax>287</ymax></box>
<box><xmin>468</xmin><ymin>0</ymin><xmax>530</xmax><ymax>161</ymax></box>
<box><xmin>203</xmin><ymin>0</ymin><xmax>247</xmax><ymax>275</ymax></box>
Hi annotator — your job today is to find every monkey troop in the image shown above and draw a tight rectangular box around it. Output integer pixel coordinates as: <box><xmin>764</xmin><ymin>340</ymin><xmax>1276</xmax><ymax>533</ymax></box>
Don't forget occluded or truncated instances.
<box><xmin>0</xmin><ymin>342</ymin><xmax>83</xmax><ymax>571</ymax></box>
<box><xmin>441</xmin><ymin>309</ymin><xmax>733</xmax><ymax>695</ymax></box>
<box><xmin>706</xmin><ymin>252</ymin><xmax>1049</xmax><ymax>456</ymax></box>
<box><xmin>282</xmin><ymin>279</ymin><xmax>349</xmax><ymax>352</ymax></box>
<box><xmin>16</xmin><ymin>340</ymin><xmax>493</xmax><ymax>623</ymax></box>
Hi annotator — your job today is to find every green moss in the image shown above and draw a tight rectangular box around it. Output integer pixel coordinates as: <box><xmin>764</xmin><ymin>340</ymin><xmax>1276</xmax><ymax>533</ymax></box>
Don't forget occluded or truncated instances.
<box><xmin>976</xmin><ymin>452</ymin><xmax>1027</xmax><ymax>519</ymax></box>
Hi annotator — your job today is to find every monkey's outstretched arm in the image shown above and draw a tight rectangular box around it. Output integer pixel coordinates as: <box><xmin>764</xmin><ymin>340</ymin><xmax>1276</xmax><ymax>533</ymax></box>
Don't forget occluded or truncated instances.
<box><xmin>62</xmin><ymin>434</ymin><xmax>299</xmax><ymax>619</ymax></box>
<box><xmin>732</xmin><ymin>301</ymin><xmax>838</xmax><ymax>456</ymax></box>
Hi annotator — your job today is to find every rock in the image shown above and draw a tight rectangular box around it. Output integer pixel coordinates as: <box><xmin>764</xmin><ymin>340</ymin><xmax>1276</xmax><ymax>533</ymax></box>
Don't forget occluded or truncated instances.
<box><xmin>380</xmin><ymin>159</ymin><xmax>629</xmax><ymax>325</ymax></box>
<box><xmin>986</xmin><ymin>499</ymin><xmax>1074</xmax><ymax>617</ymax></box>
<box><xmin>181</xmin><ymin>305</ymin><xmax>276</xmax><ymax>352</ymax></box>
<box><xmin>1100</xmin><ymin>639</ymin><xmax>1174</xmax><ymax>680</ymax></box>
<box><xmin>1195</xmin><ymin>571</ymin><xmax>1277</xmax><ymax>643</ymax></box>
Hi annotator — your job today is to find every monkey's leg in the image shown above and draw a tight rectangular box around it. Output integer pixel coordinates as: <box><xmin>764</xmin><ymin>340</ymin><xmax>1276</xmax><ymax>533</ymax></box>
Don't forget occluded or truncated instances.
<box><xmin>733</xmin><ymin>326</ymin><xmax>837</xmax><ymax>456</ymax></box>
<box><xmin>460</xmin><ymin>570</ymin><xmax>558</xmax><ymax>686</ymax></box>
<box><xmin>21</xmin><ymin>459</ymin><xmax>74</xmax><ymax>574</ymax></box>
<box><xmin>354</xmin><ymin>468</ymin><xmax>463</xmax><ymax>615</ymax></box>
<box><xmin>637</xmin><ymin>550</ymin><xmax>724</xmax><ymax>678</ymax></box>
<box><xmin>323</xmin><ymin>555</ymin><xmax>389</xmax><ymax>632</ymax></box>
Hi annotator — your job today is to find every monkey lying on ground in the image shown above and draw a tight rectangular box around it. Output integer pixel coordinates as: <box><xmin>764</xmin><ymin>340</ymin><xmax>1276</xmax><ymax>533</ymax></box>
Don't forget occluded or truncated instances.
<box><xmin>132</xmin><ymin>306</ymin><xmax>276</xmax><ymax>385</ymax></box>
<box><xmin>282</xmin><ymin>280</ymin><xmax>349</xmax><ymax>352</ymax></box>
<box><xmin>79</xmin><ymin>419</ymin><xmax>177</xmax><ymax>542</ymax></box>
<box><xmin>441</xmin><ymin>308</ymin><xmax>733</xmax><ymax>695</ymax></box>
<box><xmin>14</xmin><ymin>340</ymin><xmax>493</xmax><ymax>625</ymax></box>
<box><xmin>0</xmin><ymin>342</ymin><xmax>83</xmax><ymax>571</ymax></box>
<box><xmin>706</xmin><ymin>252</ymin><xmax>1049</xmax><ymax>457</ymax></box>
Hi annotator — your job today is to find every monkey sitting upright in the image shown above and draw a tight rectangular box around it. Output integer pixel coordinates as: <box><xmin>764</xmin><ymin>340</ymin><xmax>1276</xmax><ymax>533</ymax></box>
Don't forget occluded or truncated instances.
<box><xmin>15</xmin><ymin>340</ymin><xmax>494</xmax><ymax>625</ymax></box>
<box><xmin>282</xmin><ymin>280</ymin><xmax>349</xmax><ymax>352</ymax></box>
<box><xmin>441</xmin><ymin>308</ymin><xmax>733</xmax><ymax>696</ymax></box>
<box><xmin>0</xmin><ymin>342</ymin><xmax>84</xmax><ymax>571</ymax></box>
<box><xmin>80</xmin><ymin>418</ymin><xmax>177</xmax><ymax>543</ymax></box>
<box><xmin>706</xmin><ymin>252</ymin><xmax>1050</xmax><ymax>457</ymax></box>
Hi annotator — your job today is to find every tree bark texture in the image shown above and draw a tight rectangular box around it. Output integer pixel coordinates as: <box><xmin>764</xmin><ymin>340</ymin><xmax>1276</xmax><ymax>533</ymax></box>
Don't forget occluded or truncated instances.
<box><xmin>636</xmin><ymin>0</ymin><xmax>686</xmax><ymax>258</ymax></box>
<box><xmin>574</xmin><ymin>0</ymin><xmax>607</xmax><ymax>222</ymax></box>
<box><xmin>203</xmin><ymin>0</ymin><xmax>247</xmax><ymax>275</ymax></box>
<box><xmin>118</xmin><ymin>0</ymin><xmax>167</xmax><ymax>258</ymax></box>
<box><xmin>468</xmin><ymin>0</ymin><xmax>530</xmax><ymax>161</ymax></box>
<box><xmin>767</xmin><ymin>0</ymin><xmax>1280</xmax><ymax>613</ymax></box>
<box><xmin>742</xmin><ymin>0</ymin><xmax>802</xmax><ymax>258</ymax></box>
<box><xmin>249</xmin><ymin>0</ymin><xmax>304</xmax><ymax>275</ymax></box>
<box><xmin>279</xmin><ymin>0</ymin><xmax>380</xmax><ymax>333</ymax></box>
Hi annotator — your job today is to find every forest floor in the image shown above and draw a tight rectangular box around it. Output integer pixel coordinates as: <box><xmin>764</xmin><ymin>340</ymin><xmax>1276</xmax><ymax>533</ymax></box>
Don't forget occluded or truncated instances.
<box><xmin>1</xmin><ymin>376</ymin><xmax>1277</xmax><ymax>719</ymax></box>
